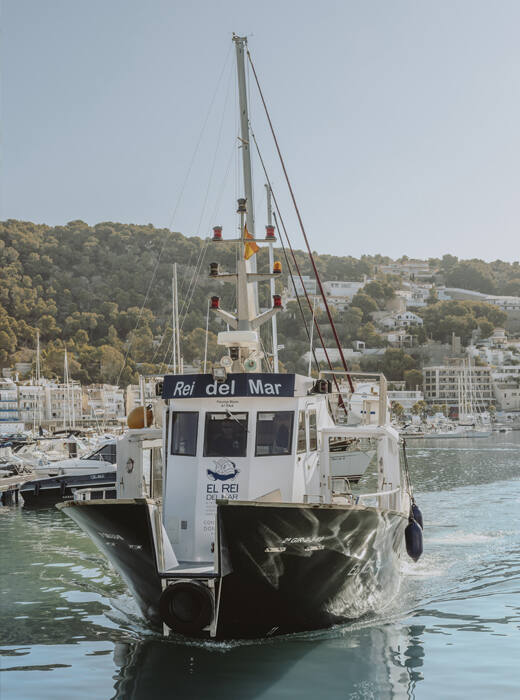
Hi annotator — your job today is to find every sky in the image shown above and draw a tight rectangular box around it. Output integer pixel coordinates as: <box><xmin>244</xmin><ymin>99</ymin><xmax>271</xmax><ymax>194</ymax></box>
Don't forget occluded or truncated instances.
<box><xmin>2</xmin><ymin>0</ymin><xmax>520</xmax><ymax>261</ymax></box>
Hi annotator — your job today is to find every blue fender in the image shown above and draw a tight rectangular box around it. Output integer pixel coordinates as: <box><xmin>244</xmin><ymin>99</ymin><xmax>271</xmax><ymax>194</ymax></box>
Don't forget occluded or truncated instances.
<box><xmin>405</xmin><ymin>518</ymin><xmax>423</xmax><ymax>562</ymax></box>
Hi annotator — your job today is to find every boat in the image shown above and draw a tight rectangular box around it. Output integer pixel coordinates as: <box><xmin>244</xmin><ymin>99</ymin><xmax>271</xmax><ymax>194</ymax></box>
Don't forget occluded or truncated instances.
<box><xmin>20</xmin><ymin>439</ymin><xmax>117</xmax><ymax>505</ymax></box>
<box><xmin>57</xmin><ymin>35</ymin><xmax>422</xmax><ymax>639</ymax></box>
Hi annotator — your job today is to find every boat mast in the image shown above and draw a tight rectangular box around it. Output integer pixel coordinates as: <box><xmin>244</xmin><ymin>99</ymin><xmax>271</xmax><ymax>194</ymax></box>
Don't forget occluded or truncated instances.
<box><xmin>265</xmin><ymin>183</ymin><xmax>279</xmax><ymax>372</ymax></box>
<box><xmin>35</xmin><ymin>329</ymin><xmax>41</xmax><ymax>430</ymax></box>
<box><xmin>234</xmin><ymin>34</ymin><xmax>259</xmax><ymax>323</ymax></box>
<box><xmin>208</xmin><ymin>37</ymin><xmax>282</xmax><ymax>366</ymax></box>
<box><xmin>63</xmin><ymin>348</ymin><xmax>69</xmax><ymax>430</ymax></box>
<box><xmin>172</xmin><ymin>263</ymin><xmax>177</xmax><ymax>374</ymax></box>
<box><xmin>171</xmin><ymin>263</ymin><xmax>181</xmax><ymax>373</ymax></box>
<box><xmin>36</xmin><ymin>329</ymin><xmax>41</xmax><ymax>384</ymax></box>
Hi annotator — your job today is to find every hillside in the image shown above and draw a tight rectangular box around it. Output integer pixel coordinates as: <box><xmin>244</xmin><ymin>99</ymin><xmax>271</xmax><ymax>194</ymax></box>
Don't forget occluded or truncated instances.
<box><xmin>0</xmin><ymin>219</ymin><xmax>376</xmax><ymax>383</ymax></box>
<box><xmin>2</xmin><ymin>220</ymin><xmax>516</xmax><ymax>385</ymax></box>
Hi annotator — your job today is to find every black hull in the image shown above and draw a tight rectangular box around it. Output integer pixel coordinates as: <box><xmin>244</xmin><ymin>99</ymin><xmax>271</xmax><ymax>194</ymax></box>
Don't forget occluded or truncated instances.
<box><xmin>58</xmin><ymin>498</ymin><xmax>407</xmax><ymax>639</ymax></box>
<box><xmin>57</xmin><ymin>499</ymin><xmax>163</xmax><ymax>625</ymax></box>
<box><xmin>214</xmin><ymin>502</ymin><xmax>406</xmax><ymax>638</ymax></box>
<box><xmin>21</xmin><ymin>472</ymin><xmax>116</xmax><ymax>506</ymax></box>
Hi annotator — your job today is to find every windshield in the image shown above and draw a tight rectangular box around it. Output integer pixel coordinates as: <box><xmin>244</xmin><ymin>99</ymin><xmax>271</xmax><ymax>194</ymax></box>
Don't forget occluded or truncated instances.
<box><xmin>87</xmin><ymin>443</ymin><xmax>116</xmax><ymax>463</ymax></box>
<box><xmin>204</xmin><ymin>412</ymin><xmax>248</xmax><ymax>457</ymax></box>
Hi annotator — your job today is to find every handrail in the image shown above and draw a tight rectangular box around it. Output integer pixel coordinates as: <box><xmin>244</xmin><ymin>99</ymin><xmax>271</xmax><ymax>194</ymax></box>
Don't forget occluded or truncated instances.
<box><xmin>356</xmin><ymin>486</ymin><xmax>401</xmax><ymax>501</ymax></box>
<box><xmin>319</xmin><ymin>371</ymin><xmax>386</xmax><ymax>379</ymax></box>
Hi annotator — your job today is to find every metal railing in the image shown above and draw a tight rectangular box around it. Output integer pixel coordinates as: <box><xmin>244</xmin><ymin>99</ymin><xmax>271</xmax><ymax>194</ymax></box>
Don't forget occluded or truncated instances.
<box><xmin>73</xmin><ymin>486</ymin><xmax>116</xmax><ymax>502</ymax></box>
<box><xmin>318</xmin><ymin>371</ymin><xmax>389</xmax><ymax>426</ymax></box>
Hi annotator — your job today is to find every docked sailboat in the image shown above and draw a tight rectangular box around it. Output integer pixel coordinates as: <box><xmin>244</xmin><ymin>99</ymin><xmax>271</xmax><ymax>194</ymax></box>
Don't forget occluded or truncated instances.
<box><xmin>58</xmin><ymin>36</ymin><xmax>422</xmax><ymax>639</ymax></box>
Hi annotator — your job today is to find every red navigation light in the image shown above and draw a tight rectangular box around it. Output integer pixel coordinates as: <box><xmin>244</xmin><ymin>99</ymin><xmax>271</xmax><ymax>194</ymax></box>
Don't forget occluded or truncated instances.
<box><xmin>273</xmin><ymin>261</ymin><xmax>282</xmax><ymax>274</ymax></box>
<box><xmin>265</xmin><ymin>225</ymin><xmax>275</xmax><ymax>239</ymax></box>
<box><xmin>212</xmin><ymin>226</ymin><xmax>223</xmax><ymax>241</ymax></box>
<box><xmin>273</xmin><ymin>294</ymin><xmax>282</xmax><ymax>308</ymax></box>
<box><xmin>211</xmin><ymin>296</ymin><xmax>220</xmax><ymax>309</ymax></box>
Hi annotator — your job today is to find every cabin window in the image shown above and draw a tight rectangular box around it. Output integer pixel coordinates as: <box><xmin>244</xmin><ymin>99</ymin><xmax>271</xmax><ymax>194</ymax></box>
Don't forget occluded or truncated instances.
<box><xmin>309</xmin><ymin>410</ymin><xmax>318</xmax><ymax>451</ymax></box>
<box><xmin>171</xmin><ymin>412</ymin><xmax>199</xmax><ymax>456</ymax></box>
<box><xmin>255</xmin><ymin>411</ymin><xmax>294</xmax><ymax>456</ymax></box>
<box><xmin>87</xmin><ymin>443</ymin><xmax>116</xmax><ymax>463</ymax></box>
<box><xmin>204</xmin><ymin>412</ymin><xmax>248</xmax><ymax>457</ymax></box>
<box><xmin>297</xmin><ymin>410</ymin><xmax>307</xmax><ymax>453</ymax></box>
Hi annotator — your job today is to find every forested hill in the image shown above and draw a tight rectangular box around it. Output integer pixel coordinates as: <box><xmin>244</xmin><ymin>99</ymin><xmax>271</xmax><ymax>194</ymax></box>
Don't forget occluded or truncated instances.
<box><xmin>0</xmin><ymin>219</ymin><xmax>373</xmax><ymax>384</ymax></box>
<box><xmin>1</xmin><ymin>219</ymin><xmax>517</xmax><ymax>385</ymax></box>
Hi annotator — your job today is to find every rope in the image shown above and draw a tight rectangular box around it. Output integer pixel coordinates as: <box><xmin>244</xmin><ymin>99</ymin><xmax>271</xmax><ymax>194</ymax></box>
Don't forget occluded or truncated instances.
<box><xmin>246</xmin><ymin>49</ymin><xmax>354</xmax><ymax>394</ymax></box>
<box><xmin>401</xmin><ymin>438</ymin><xmax>415</xmax><ymax>503</ymax></box>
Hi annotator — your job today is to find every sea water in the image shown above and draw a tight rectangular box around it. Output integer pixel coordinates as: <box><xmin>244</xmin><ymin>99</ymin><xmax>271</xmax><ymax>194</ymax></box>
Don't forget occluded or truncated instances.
<box><xmin>1</xmin><ymin>433</ymin><xmax>520</xmax><ymax>699</ymax></box>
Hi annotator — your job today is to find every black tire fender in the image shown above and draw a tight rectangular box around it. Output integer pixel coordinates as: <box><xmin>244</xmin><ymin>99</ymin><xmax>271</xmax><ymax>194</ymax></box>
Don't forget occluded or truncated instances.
<box><xmin>159</xmin><ymin>581</ymin><xmax>214</xmax><ymax>634</ymax></box>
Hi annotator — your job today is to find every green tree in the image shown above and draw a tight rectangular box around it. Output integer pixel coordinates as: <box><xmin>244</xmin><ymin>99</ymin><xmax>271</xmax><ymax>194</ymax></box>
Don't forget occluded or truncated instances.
<box><xmin>477</xmin><ymin>318</ymin><xmax>494</xmax><ymax>339</ymax></box>
<box><xmin>391</xmin><ymin>402</ymin><xmax>404</xmax><ymax>420</ymax></box>
<box><xmin>350</xmin><ymin>292</ymin><xmax>378</xmax><ymax>321</ymax></box>
<box><xmin>411</xmin><ymin>400</ymin><xmax>427</xmax><ymax>418</ymax></box>
<box><xmin>404</xmin><ymin>368</ymin><xmax>423</xmax><ymax>390</ymax></box>
<box><xmin>98</xmin><ymin>345</ymin><xmax>125</xmax><ymax>383</ymax></box>
<box><xmin>446</xmin><ymin>261</ymin><xmax>496</xmax><ymax>294</ymax></box>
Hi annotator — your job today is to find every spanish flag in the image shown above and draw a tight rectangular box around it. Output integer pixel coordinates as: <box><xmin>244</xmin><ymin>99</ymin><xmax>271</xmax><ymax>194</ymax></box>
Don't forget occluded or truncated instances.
<box><xmin>244</xmin><ymin>225</ymin><xmax>259</xmax><ymax>260</ymax></box>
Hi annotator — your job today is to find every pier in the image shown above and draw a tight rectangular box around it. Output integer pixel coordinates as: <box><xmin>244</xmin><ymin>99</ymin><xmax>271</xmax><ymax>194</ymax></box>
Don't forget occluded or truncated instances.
<box><xmin>0</xmin><ymin>474</ymin><xmax>32</xmax><ymax>506</ymax></box>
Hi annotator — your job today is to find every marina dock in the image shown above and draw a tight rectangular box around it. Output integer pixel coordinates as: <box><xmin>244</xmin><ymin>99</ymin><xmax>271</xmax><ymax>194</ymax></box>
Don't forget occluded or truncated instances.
<box><xmin>0</xmin><ymin>474</ymin><xmax>32</xmax><ymax>505</ymax></box>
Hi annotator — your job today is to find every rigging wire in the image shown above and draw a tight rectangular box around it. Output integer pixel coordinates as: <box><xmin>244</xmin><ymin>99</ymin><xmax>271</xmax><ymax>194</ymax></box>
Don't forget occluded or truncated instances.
<box><xmin>114</xmin><ymin>45</ymin><xmax>233</xmax><ymax>386</ymax></box>
<box><xmin>272</xmin><ymin>210</ymin><xmax>320</xmax><ymax>374</ymax></box>
<box><xmin>246</xmin><ymin>48</ymin><xmax>354</xmax><ymax>393</ymax></box>
<box><xmin>193</xmin><ymin>64</ymin><xmax>235</xmax><ymax>241</ymax></box>
<box><xmin>248</xmin><ymin>125</ymin><xmax>323</xmax><ymax>375</ymax></box>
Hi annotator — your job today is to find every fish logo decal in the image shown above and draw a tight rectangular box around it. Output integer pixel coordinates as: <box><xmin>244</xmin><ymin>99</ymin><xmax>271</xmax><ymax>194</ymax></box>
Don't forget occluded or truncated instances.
<box><xmin>207</xmin><ymin>458</ymin><xmax>240</xmax><ymax>481</ymax></box>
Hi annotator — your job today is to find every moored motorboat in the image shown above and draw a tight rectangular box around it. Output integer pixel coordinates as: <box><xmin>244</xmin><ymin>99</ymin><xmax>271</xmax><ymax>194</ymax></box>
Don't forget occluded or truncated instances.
<box><xmin>21</xmin><ymin>439</ymin><xmax>117</xmax><ymax>505</ymax></box>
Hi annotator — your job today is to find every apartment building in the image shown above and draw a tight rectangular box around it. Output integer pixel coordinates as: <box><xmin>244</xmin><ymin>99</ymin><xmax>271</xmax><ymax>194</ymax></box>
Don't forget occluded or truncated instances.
<box><xmin>83</xmin><ymin>384</ymin><xmax>125</xmax><ymax>421</ymax></box>
<box><xmin>423</xmin><ymin>361</ymin><xmax>494</xmax><ymax>408</ymax></box>
<box><xmin>378</xmin><ymin>260</ymin><xmax>432</xmax><ymax>280</ymax></box>
<box><xmin>0</xmin><ymin>379</ymin><xmax>23</xmax><ymax>433</ymax></box>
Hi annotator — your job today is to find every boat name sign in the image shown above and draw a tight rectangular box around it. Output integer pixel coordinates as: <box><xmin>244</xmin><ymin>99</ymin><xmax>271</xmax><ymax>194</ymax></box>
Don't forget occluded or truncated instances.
<box><xmin>162</xmin><ymin>373</ymin><xmax>295</xmax><ymax>399</ymax></box>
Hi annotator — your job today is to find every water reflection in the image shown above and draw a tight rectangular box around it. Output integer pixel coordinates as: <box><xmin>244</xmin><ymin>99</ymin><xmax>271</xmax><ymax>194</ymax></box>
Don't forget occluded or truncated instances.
<box><xmin>0</xmin><ymin>505</ymin><xmax>132</xmax><ymax>646</ymax></box>
<box><xmin>111</xmin><ymin>623</ymin><xmax>425</xmax><ymax>700</ymax></box>
<box><xmin>3</xmin><ymin>434</ymin><xmax>520</xmax><ymax>698</ymax></box>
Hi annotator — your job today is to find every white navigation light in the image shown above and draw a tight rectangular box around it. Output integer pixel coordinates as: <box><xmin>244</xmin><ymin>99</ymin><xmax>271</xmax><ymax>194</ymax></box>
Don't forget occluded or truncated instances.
<box><xmin>220</xmin><ymin>356</ymin><xmax>233</xmax><ymax>369</ymax></box>
<box><xmin>212</xmin><ymin>367</ymin><xmax>227</xmax><ymax>383</ymax></box>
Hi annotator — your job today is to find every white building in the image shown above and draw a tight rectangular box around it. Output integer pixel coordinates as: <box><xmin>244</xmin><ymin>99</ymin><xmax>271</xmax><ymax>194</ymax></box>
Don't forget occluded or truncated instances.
<box><xmin>16</xmin><ymin>381</ymin><xmax>82</xmax><ymax>427</ymax></box>
<box><xmin>441</xmin><ymin>288</ymin><xmax>520</xmax><ymax>311</ymax></box>
<box><xmin>18</xmin><ymin>384</ymin><xmax>47</xmax><ymax>425</ymax></box>
<box><xmin>46</xmin><ymin>383</ymin><xmax>83</xmax><ymax>426</ymax></box>
<box><xmin>467</xmin><ymin>345</ymin><xmax>514</xmax><ymax>367</ymax></box>
<box><xmin>396</xmin><ymin>285</ymin><xmax>431</xmax><ymax>308</ymax></box>
<box><xmin>383</xmin><ymin>331</ymin><xmax>414</xmax><ymax>348</ymax></box>
<box><xmin>378</xmin><ymin>312</ymin><xmax>423</xmax><ymax>330</ymax></box>
<box><xmin>423</xmin><ymin>362</ymin><xmax>494</xmax><ymax>408</ymax></box>
<box><xmin>0</xmin><ymin>379</ymin><xmax>23</xmax><ymax>433</ymax></box>
<box><xmin>491</xmin><ymin>366</ymin><xmax>520</xmax><ymax>383</ymax></box>
<box><xmin>126</xmin><ymin>378</ymin><xmax>161</xmax><ymax>415</ymax></box>
<box><xmin>378</xmin><ymin>260</ymin><xmax>432</xmax><ymax>280</ymax></box>
<box><xmin>493</xmin><ymin>382</ymin><xmax>520</xmax><ymax>411</ymax></box>
<box><xmin>388</xmin><ymin>390</ymin><xmax>424</xmax><ymax>411</ymax></box>
<box><xmin>84</xmin><ymin>384</ymin><xmax>125</xmax><ymax>421</ymax></box>
<box><xmin>287</xmin><ymin>275</ymin><xmax>317</xmax><ymax>298</ymax></box>
<box><xmin>323</xmin><ymin>279</ymin><xmax>368</xmax><ymax>303</ymax></box>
